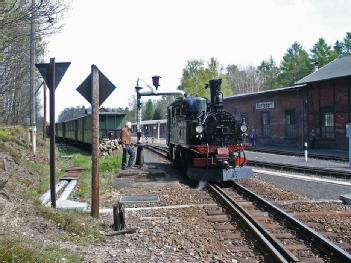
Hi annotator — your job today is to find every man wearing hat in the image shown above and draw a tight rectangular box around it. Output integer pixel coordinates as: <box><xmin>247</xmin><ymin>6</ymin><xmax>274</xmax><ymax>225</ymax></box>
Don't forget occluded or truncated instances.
<box><xmin>120</xmin><ymin>121</ymin><xmax>135</xmax><ymax>170</ymax></box>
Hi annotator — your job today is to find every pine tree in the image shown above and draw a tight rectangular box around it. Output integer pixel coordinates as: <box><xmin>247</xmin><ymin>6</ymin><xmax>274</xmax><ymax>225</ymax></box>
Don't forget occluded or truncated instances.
<box><xmin>342</xmin><ymin>32</ymin><xmax>351</xmax><ymax>56</ymax></box>
<box><xmin>278</xmin><ymin>42</ymin><xmax>313</xmax><ymax>86</ymax></box>
<box><xmin>310</xmin><ymin>38</ymin><xmax>337</xmax><ymax>68</ymax></box>
<box><xmin>143</xmin><ymin>99</ymin><xmax>154</xmax><ymax>120</ymax></box>
<box><xmin>334</xmin><ymin>40</ymin><xmax>343</xmax><ymax>57</ymax></box>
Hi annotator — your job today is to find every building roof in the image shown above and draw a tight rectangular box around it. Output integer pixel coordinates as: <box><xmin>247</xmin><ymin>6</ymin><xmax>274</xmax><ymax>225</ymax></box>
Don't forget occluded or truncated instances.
<box><xmin>57</xmin><ymin>112</ymin><xmax>126</xmax><ymax>123</ymax></box>
<box><xmin>223</xmin><ymin>84</ymin><xmax>306</xmax><ymax>101</ymax></box>
<box><xmin>132</xmin><ymin>119</ymin><xmax>166</xmax><ymax>125</ymax></box>
<box><xmin>99</xmin><ymin>112</ymin><xmax>126</xmax><ymax>115</ymax></box>
<box><xmin>296</xmin><ymin>55</ymin><xmax>351</xmax><ymax>84</ymax></box>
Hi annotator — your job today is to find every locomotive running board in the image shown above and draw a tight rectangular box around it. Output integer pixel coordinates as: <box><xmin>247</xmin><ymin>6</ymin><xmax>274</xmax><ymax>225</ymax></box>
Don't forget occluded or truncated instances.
<box><xmin>187</xmin><ymin>167</ymin><xmax>252</xmax><ymax>182</ymax></box>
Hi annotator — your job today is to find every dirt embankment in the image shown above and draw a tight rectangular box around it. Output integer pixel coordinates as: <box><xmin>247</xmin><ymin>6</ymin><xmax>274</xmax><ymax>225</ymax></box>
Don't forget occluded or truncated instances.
<box><xmin>0</xmin><ymin>127</ymin><xmax>87</xmax><ymax>262</ymax></box>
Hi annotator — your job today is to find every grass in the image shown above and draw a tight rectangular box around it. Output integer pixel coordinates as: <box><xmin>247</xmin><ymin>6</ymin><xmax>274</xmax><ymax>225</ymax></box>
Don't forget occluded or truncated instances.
<box><xmin>0</xmin><ymin>235</ymin><xmax>82</xmax><ymax>263</ymax></box>
<box><xmin>36</xmin><ymin>204</ymin><xmax>104</xmax><ymax>244</ymax></box>
<box><xmin>0</xmin><ymin>126</ymin><xmax>26</xmax><ymax>147</ymax></box>
<box><xmin>69</xmin><ymin>151</ymin><xmax>122</xmax><ymax>199</ymax></box>
<box><xmin>0</xmin><ymin>126</ymin><xmax>120</xmax><ymax>254</ymax></box>
<box><xmin>0</xmin><ymin>126</ymin><xmax>27</xmax><ymax>163</ymax></box>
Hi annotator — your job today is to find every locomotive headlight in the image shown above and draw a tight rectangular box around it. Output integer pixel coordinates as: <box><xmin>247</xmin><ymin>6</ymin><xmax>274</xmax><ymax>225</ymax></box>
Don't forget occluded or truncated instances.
<box><xmin>195</xmin><ymin>125</ymin><xmax>204</xmax><ymax>133</ymax></box>
<box><xmin>240</xmin><ymin>124</ymin><xmax>248</xmax><ymax>133</ymax></box>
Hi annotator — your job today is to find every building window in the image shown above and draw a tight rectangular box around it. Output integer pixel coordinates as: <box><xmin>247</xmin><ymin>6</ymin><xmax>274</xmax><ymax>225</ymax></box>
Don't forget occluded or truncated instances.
<box><xmin>285</xmin><ymin>110</ymin><xmax>296</xmax><ymax>138</ymax></box>
<box><xmin>261</xmin><ymin>112</ymin><xmax>270</xmax><ymax>137</ymax></box>
<box><xmin>321</xmin><ymin>110</ymin><xmax>335</xmax><ymax>139</ymax></box>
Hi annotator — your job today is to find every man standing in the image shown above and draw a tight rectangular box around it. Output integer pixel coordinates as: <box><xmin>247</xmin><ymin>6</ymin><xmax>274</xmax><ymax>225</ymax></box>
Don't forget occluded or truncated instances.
<box><xmin>120</xmin><ymin>122</ymin><xmax>135</xmax><ymax>170</ymax></box>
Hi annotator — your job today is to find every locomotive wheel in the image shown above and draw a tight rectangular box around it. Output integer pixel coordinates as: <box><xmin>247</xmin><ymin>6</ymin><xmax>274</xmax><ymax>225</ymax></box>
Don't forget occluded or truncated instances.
<box><xmin>168</xmin><ymin>145</ymin><xmax>173</xmax><ymax>160</ymax></box>
<box><xmin>172</xmin><ymin>146</ymin><xmax>180</xmax><ymax>168</ymax></box>
<box><xmin>179</xmin><ymin>147</ymin><xmax>190</xmax><ymax>172</ymax></box>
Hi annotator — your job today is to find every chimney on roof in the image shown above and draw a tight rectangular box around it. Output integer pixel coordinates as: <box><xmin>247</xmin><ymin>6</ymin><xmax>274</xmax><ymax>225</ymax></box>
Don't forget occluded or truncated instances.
<box><xmin>314</xmin><ymin>62</ymin><xmax>319</xmax><ymax>72</ymax></box>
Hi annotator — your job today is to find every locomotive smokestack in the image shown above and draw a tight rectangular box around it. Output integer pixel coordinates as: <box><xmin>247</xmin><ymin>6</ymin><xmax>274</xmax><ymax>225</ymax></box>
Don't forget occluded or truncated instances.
<box><xmin>209</xmin><ymin>79</ymin><xmax>223</xmax><ymax>110</ymax></box>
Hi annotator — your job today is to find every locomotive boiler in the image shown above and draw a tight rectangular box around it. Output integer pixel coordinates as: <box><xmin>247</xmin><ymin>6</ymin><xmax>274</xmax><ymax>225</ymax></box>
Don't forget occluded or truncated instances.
<box><xmin>167</xmin><ymin>79</ymin><xmax>252</xmax><ymax>182</ymax></box>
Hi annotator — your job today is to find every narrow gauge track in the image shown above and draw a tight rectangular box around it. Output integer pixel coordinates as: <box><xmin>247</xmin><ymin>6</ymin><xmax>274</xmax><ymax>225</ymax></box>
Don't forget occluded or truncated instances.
<box><xmin>145</xmin><ymin>144</ymin><xmax>351</xmax><ymax>179</ymax></box>
<box><xmin>248</xmin><ymin>148</ymin><xmax>347</xmax><ymax>162</ymax></box>
<box><xmin>248</xmin><ymin>160</ymin><xmax>351</xmax><ymax>179</ymax></box>
<box><xmin>144</xmin><ymin>144</ymin><xmax>351</xmax><ymax>262</ymax></box>
<box><xmin>208</xmin><ymin>182</ymin><xmax>351</xmax><ymax>263</ymax></box>
<box><xmin>143</xmin><ymin>144</ymin><xmax>169</xmax><ymax>158</ymax></box>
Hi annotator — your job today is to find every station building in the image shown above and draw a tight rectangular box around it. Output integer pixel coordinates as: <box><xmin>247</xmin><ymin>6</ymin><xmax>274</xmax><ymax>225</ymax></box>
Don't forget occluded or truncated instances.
<box><xmin>223</xmin><ymin>56</ymin><xmax>351</xmax><ymax>151</ymax></box>
<box><xmin>131</xmin><ymin>119</ymin><xmax>167</xmax><ymax>138</ymax></box>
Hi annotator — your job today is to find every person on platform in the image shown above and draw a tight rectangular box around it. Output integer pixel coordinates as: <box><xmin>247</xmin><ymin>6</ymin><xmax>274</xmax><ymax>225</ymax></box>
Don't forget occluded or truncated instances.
<box><xmin>250</xmin><ymin>128</ymin><xmax>257</xmax><ymax>146</ymax></box>
<box><xmin>120</xmin><ymin>122</ymin><xmax>135</xmax><ymax>170</ymax></box>
<box><xmin>310</xmin><ymin>129</ymin><xmax>316</xmax><ymax>149</ymax></box>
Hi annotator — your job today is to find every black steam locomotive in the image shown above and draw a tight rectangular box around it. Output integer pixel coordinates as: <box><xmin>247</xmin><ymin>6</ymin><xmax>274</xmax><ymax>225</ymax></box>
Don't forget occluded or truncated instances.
<box><xmin>167</xmin><ymin>79</ymin><xmax>252</xmax><ymax>182</ymax></box>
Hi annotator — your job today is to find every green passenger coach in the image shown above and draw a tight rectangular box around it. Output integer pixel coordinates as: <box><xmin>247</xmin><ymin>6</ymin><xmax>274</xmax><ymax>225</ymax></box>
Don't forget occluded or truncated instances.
<box><xmin>55</xmin><ymin>112</ymin><xmax>126</xmax><ymax>144</ymax></box>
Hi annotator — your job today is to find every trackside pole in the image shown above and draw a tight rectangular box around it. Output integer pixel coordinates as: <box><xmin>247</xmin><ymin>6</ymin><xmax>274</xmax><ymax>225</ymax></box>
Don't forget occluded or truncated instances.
<box><xmin>35</xmin><ymin>59</ymin><xmax>70</xmax><ymax>209</ymax></box>
<box><xmin>43</xmin><ymin>83</ymin><xmax>47</xmax><ymax>140</ymax></box>
<box><xmin>157</xmin><ymin>121</ymin><xmax>160</xmax><ymax>144</ymax></box>
<box><xmin>348</xmin><ymin>123</ymin><xmax>351</xmax><ymax>168</ymax></box>
<box><xmin>91</xmin><ymin>65</ymin><xmax>100</xmax><ymax>218</ymax></box>
<box><xmin>49</xmin><ymin>58</ymin><xmax>56</xmax><ymax>208</ymax></box>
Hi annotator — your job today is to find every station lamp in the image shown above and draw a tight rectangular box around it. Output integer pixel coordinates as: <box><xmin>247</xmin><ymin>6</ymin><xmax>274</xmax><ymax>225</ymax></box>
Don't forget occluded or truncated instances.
<box><xmin>152</xmin><ymin>76</ymin><xmax>161</xmax><ymax>90</ymax></box>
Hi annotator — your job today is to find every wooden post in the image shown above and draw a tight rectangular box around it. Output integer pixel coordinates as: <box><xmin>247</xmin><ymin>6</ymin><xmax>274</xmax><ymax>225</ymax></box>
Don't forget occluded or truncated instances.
<box><xmin>91</xmin><ymin>65</ymin><xmax>100</xmax><ymax>218</ymax></box>
<box><xmin>49</xmin><ymin>58</ymin><xmax>56</xmax><ymax>208</ymax></box>
<box><xmin>43</xmin><ymin>83</ymin><xmax>47</xmax><ymax>139</ymax></box>
<box><xmin>113</xmin><ymin>202</ymin><xmax>125</xmax><ymax>231</ymax></box>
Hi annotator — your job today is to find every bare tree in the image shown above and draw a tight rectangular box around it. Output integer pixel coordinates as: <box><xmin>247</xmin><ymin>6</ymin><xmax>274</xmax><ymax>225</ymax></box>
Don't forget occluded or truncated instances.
<box><xmin>0</xmin><ymin>0</ymin><xmax>70</xmax><ymax>125</ymax></box>
<box><xmin>226</xmin><ymin>64</ymin><xmax>264</xmax><ymax>95</ymax></box>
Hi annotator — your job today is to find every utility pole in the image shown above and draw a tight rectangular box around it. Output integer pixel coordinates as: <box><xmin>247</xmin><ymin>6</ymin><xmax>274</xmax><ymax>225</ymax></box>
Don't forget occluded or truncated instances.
<box><xmin>29</xmin><ymin>0</ymin><xmax>36</xmax><ymax>154</ymax></box>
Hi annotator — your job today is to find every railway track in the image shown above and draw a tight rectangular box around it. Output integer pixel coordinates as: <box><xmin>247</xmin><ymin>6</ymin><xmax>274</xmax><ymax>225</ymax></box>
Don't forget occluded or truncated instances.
<box><xmin>208</xmin><ymin>182</ymin><xmax>351</xmax><ymax>263</ymax></box>
<box><xmin>248</xmin><ymin>148</ymin><xmax>348</xmax><ymax>162</ymax></box>
<box><xmin>144</xmin><ymin>144</ymin><xmax>351</xmax><ymax>261</ymax></box>
<box><xmin>248</xmin><ymin>160</ymin><xmax>351</xmax><ymax>179</ymax></box>
<box><xmin>143</xmin><ymin>144</ymin><xmax>168</xmax><ymax>158</ymax></box>
<box><xmin>145</xmin><ymin>144</ymin><xmax>351</xmax><ymax>179</ymax></box>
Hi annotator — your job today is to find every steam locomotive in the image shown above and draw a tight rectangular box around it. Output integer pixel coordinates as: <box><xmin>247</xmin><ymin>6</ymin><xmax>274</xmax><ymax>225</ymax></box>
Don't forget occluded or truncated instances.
<box><xmin>167</xmin><ymin>79</ymin><xmax>252</xmax><ymax>182</ymax></box>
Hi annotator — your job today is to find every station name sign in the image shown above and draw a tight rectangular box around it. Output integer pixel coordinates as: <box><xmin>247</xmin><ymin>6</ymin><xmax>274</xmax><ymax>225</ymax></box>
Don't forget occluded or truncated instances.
<box><xmin>256</xmin><ymin>101</ymin><xmax>275</xmax><ymax>110</ymax></box>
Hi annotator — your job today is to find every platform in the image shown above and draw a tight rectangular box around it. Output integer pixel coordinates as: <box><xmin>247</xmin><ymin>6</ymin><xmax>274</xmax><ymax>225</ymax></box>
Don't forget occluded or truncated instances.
<box><xmin>246</xmin><ymin>150</ymin><xmax>351</xmax><ymax>172</ymax></box>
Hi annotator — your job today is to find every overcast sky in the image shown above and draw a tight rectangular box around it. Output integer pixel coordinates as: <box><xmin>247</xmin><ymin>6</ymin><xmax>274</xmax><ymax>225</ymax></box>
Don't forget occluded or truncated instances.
<box><xmin>44</xmin><ymin>0</ymin><xmax>351</xmax><ymax>120</ymax></box>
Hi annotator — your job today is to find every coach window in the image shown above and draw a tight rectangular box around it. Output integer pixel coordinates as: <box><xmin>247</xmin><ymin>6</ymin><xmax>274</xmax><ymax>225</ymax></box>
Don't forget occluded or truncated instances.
<box><xmin>261</xmin><ymin>112</ymin><xmax>270</xmax><ymax>137</ymax></box>
<box><xmin>285</xmin><ymin>110</ymin><xmax>296</xmax><ymax>138</ymax></box>
<box><xmin>321</xmin><ymin>109</ymin><xmax>335</xmax><ymax>139</ymax></box>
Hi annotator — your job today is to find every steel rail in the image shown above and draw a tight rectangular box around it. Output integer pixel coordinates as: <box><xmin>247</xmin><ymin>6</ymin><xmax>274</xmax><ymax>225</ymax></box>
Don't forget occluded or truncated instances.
<box><xmin>208</xmin><ymin>183</ymin><xmax>291</xmax><ymax>263</ymax></box>
<box><xmin>143</xmin><ymin>144</ymin><xmax>168</xmax><ymax>158</ymax></box>
<box><xmin>247</xmin><ymin>148</ymin><xmax>347</xmax><ymax>162</ymax></box>
<box><xmin>248</xmin><ymin>160</ymin><xmax>351</xmax><ymax>179</ymax></box>
<box><xmin>233</xmin><ymin>182</ymin><xmax>351</xmax><ymax>263</ymax></box>
<box><xmin>147</xmin><ymin>145</ymin><xmax>351</xmax><ymax>179</ymax></box>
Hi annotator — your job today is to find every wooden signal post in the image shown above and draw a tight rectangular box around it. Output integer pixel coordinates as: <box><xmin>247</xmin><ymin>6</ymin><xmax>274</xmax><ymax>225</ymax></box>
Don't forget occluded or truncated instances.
<box><xmin>91</xmin><ymin>65</ymin><xmax>100</xmax><ymax>218</ymax></box>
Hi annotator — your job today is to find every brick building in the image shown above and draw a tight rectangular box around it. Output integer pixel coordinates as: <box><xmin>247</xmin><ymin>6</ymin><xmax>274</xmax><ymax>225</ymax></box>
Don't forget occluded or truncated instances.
<box><xmin>223</xmin><ymin>56</ymin><xmax>351</xmax><ymax>150</ymax></box>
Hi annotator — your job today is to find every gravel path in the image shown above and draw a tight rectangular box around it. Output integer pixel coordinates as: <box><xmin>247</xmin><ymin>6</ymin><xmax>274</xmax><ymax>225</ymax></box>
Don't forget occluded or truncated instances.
<box><xmin>86</xmin><ymin>150</ymin><xmax>263</xmax><ymax>262</ymax></box>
